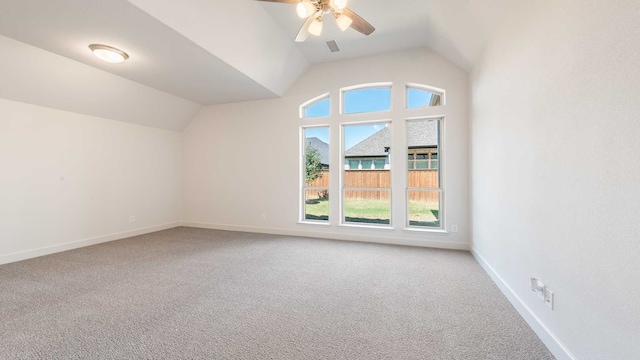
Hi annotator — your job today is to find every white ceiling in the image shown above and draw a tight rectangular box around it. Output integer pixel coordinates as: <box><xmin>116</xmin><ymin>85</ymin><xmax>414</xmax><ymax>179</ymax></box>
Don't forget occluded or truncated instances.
<box><xmin>0</xmin><ymin>0</ymin><xmax>518</xmax><ymax>130</ymax></box>
<box><xmin>0</xmin><ymin>0</ymin><xmax>282</xmax><ymax>105</ymax></box>
<box><xmin>259</xmin><ymin>0</ymin><xmax>519</xmax><ymax>70</ymax></box>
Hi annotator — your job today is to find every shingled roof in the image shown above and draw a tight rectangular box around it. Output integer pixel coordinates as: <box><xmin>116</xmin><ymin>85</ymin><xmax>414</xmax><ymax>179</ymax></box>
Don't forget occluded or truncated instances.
<box><xmin>345</xmin><ymin>121</ymin><xmax>438</xmax><ymax>157</ymax></box>
<box><xmin>305</xmin><ymin>137</ymin><xmax>330</xmax><ymax>165</ymax></box>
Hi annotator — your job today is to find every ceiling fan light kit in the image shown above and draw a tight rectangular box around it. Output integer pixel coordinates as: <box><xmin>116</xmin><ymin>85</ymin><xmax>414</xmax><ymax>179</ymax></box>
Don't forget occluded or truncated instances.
<box><xmin>257</xmin><ymin>0</ymin><xmax>375</xmax><ymax>42</ymax></box>
<box><xmin>332</xmin><ymin>0</ymin><xmax>347</xmax><ymax>10</ymax></box>
<box><xmin>335</xmin><ymin>12</ymin><xmax>352</xmax><ymax>31</ymax></box>
<box><xmin>296</xmin><ymin>2</ymin><xmax>315</xmax><ymax>18</ymax></box>
<box><xmin>308</xmin><ymin>16</ymin><xmax>323</xmax><ymax>36</ymax></box>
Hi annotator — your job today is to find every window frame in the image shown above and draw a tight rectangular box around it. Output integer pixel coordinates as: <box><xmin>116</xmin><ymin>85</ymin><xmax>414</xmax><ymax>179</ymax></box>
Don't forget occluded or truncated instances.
<box><xmin>340</xmin><ymin>82</ymin><xmax>393</xmax><ymax>115</ymax></box>
<box><xmin>299</xmin><ymin>82</ymin><xmax>449</xmax><ymax>234</ymax></box>
<box><xmin>406</xmin><ymin>83</ymin><xmax>446</xmax><ymax>109</ymax></box>
<box><xmin>341</xmin><ymin>120</ymin><xmax>393</xmax><ymax>227</ymax></box>
<box><xmin>300</xmin><ymin>125</ymin><xmax>331</xmax><ymax>224</ymax></box>
<box><xmin>405</xmin><ymin>116</ymin><xmax>444</xmax><ymax>230</ymax></box>
<box><xmin>300</xmin><ymin>93</ymin><xmax>330</xmax><ymax>119</ymax></box>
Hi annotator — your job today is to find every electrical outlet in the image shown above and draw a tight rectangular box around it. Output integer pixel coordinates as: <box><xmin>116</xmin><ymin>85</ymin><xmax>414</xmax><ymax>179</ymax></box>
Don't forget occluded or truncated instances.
<box><xmin>129</xmin><ymin>216</ymin><xmax>136</xmax><ymax>223</ymax></box>
<box><xmin>545</xmin><ymin>288</ymin><xmax>554</xmax><ymax>310</ymax></box>
<box><xmin>260</xmin><ymin>214</ymin><xmax>266</xmax><ymax>221</ymax></box>
<box><xmin>451</xmin><ymin>225</ymin><xmax>459</xmax><ymax>233</ymax></box>
<box><xmin>530</xmin><ymin>278</ymin><xmax>545</xmax><ymax>300</ymax></box>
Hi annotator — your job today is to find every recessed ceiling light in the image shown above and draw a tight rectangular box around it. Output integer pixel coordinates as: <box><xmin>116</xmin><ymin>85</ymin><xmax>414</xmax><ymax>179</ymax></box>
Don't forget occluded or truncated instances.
<box><xmin>88</xmin><ymin>44</ymin><xmax>129</xmax><ymax>64</ymax></box>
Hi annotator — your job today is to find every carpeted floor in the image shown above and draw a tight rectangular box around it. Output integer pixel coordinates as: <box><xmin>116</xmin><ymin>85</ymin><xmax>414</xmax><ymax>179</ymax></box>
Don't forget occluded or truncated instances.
<box><xmin>0</xmin><ymin>227</ymin><xmax>554</xmax><ymax>359</ymax></box>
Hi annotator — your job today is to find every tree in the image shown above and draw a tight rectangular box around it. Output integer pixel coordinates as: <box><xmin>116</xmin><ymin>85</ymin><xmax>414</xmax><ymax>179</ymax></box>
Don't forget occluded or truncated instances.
<box><xmin>305</xmin><ymin>144</ymin><xmax>323</xmax><ymax>184</ymax></box>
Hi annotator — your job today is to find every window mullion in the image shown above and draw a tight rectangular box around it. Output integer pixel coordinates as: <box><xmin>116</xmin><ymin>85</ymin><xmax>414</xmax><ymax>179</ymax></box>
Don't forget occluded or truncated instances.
<box><xmin>300</xmin><ymin>83</ymin><xmax>446</xmax><ymax>232</ymax></box>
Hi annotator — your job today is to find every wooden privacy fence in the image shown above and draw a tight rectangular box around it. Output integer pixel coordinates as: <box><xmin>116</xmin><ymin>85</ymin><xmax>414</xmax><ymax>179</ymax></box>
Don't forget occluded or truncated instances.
<box><xmin>306</xmin><ymin>170</ymin><xmax>439</xmax><ymax>202</ymax></box>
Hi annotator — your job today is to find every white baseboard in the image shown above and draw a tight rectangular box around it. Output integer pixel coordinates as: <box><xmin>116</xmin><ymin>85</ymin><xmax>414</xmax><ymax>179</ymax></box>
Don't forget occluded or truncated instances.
<box><xmin>471</xmin><ymin>248</ymin><xmax>576</xmax><ymax>360</ymax></box>
<box><xmin>181</xmin><ymin>221</ymin><xmax>469</xmax><ymax>251</ymax></box>
<box><xmin>0</xmin><ymin>222</ymin><xmax>181</xmax><ymax>266</ymax></box>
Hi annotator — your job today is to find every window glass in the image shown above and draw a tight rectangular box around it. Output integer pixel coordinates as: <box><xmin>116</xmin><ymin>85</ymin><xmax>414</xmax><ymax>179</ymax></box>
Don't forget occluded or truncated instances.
<box><xmin>344</xmin><ymin>191</ymin><xmax>391</xmax><ymax>225</ymax></box>
<box><xmin>304</xmin><ymin>97</ymin><xmax>330</xmax><ymax>118</ymax></box>
<box><xmin>407</xmin><ymin>119</ymin><xmax>441</xmax><ymax>228</ymax></box>
<box><xmin>305</xmin><ymin>190</ymin><xmax>329</xmax><ymax>221</ymax></box>
<box><xmin>344</xmin><ymin>123</ymin><xmax>391</xmax><ymax>225</ymax></box>
<box><xmin>303</xmin><ymin>127</ymin><xmax>330</xmax><ymax>222</ymax></box>
<box><xmin>299</xmin><ymin>84</ymin><xmax>446</xmax><ymax>231</ymax></box>
<box><xmin>407</xmin><ymin>87</ymin><xmax>443</xmax><ymax>109</ymax></box>
<box><xmin>344</xmin><ymin>87</ymin><xmax>391</xmax><ymax>114</ymax></box>
<box><xmin>407</xmin><ymin>191</ymin><xmax>440</xmax><ymax>227</ymax></box>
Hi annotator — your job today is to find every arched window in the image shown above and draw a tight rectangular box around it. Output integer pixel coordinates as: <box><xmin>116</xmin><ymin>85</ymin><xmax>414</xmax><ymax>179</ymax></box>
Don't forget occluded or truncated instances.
<box><xmin>300</xmin><ymin>83</ymin><xmax>446</xmax><ymax>231</ymax></box>
<box><xmin>300</xmin><ymin>93</ymin><xmax>330</xmax><ymax>118</ymax></box>
<box><xmin>341</xmin><ymin>84</ymin><xmax>392</xmax><ymax>114</ymax></box>
<box><xmin>406</xmin><ymin>84</ymin><xmax>445</xmax><ymax>108</ymax></box>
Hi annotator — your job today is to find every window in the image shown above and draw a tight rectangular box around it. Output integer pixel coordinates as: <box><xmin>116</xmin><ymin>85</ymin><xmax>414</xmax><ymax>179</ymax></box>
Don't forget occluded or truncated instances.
<box><xmin>302</xmin><ymin>127</ymin><xmax>330</xmax><ymax>222</ymax></box>
<box><xmin>343</xmin><ymin>85</ymin><xmax>391</xmax><ymax>114</ymax></box>
<box><xmin>408</xmin><ymin>151</ymin><xmax>438</xmax><ymax>169</ymax></box>
<box><xmin>300</xmin><ymin>83</ymin><xmax>446</xmax><ymax>231</ymax></box>
<box><xmin>345</xmin><ymin>158</ymin><xmax>387</xmax><ymax>170</ymax></box>
<box><xmin>407</xmin><ymin>119</ymin><xmax>442</xmax><ymax>228</ymax></box>
<box><xmin>406</xmin><ymin>85</ymin><xmax>444</xmax><ymax>109</ymax></box>
<box><xmin>343</xmin><ymin>123</ymin><xmax>391</xmax><ymax>225</ymax></box>
<box><xmin>301</xmin><ymin>94</ymin><xmax>330</xmax><ymax>118</ymax></box>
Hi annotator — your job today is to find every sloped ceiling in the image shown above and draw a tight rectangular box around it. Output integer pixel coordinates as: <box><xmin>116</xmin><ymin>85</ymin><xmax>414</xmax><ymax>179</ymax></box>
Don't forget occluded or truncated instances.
<box><xmin>259</xmin><ymin>0</ymin><xmax>519</xmax><ymax>70</ymax></box>
<box><xmin>0</xmin><ymin>0</ymin><xmax>518</xmax><ymax>131</ymax></box>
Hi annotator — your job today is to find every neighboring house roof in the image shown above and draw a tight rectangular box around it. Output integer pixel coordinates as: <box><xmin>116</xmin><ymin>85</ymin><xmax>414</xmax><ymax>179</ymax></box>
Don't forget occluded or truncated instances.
<box><xmin>345</xmin><ymin>128</ymin><xmax>391</xmax><ymax>157</ymax></box>
<box><xmin>407</xmin><ymin>121</ymin><xmax>439</xmax><ymax>149</ymax></box>
<box><xmin>345</xmin><ymin>121</ymin><xmax>438</xmax><ymax>157</ymax></box>
<box><xmin>306</xmin><ymin>137</ymin><xmax>330</xmax><ymax>165</ymax></box>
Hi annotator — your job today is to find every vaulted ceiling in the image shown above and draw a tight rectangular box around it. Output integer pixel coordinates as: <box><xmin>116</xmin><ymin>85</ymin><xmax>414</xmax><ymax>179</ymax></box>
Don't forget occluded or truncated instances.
<box><xmin>0</xmin><ymin>0</ymin><xmax>519</xmax><ymax>130</ymax></box>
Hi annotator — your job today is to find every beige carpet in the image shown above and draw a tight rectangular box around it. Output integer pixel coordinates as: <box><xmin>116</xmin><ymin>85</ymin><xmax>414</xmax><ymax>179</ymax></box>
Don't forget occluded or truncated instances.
<box><xmin>0</xmin><ymin>227</ymin><xmax>553</xmax><ymax>359</ymax></box>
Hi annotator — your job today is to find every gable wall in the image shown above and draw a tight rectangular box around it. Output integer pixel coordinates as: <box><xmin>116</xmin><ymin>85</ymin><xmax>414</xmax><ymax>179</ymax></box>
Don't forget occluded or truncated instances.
<box><xmin>181</xmin><ymin>48</ymin><xmax>470</xmax><ymax>248</ymax></box>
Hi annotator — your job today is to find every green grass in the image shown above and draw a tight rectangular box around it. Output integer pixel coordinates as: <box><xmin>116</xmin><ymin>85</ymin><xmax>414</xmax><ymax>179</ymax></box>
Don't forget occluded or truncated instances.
<box><xmin>305</xmin><ymin>198</ymin><xmax>439</xmax><ymax>227</ymax></box>
<box><xmin>304</xmin><ymin>198</ymin><xmax>329</xmax><ymax>221</ymax></box>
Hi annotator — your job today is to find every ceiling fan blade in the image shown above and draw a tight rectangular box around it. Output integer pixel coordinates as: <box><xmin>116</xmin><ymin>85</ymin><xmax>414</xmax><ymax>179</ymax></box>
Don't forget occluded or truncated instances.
<box><xmin>254</xmin><ymin>0</ymin><xmax>300</xmax><ymax>3</ymax></box>
<box><xmin>295</xmin><ymin>15</ymin><xmax>315</xmax><ymax>42</ymax></box>
<box><xmin>342</xmin><ymin>8</ymin><xmax>375</xmax><ymax>36</ymax></box>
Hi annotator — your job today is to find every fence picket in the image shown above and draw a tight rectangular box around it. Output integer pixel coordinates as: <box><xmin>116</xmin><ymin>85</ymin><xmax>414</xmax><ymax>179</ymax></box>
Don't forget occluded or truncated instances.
<box><xmin>306</xmin><ymin>170</ymin><xmax>439</xmax><ymax>202</ymax></box>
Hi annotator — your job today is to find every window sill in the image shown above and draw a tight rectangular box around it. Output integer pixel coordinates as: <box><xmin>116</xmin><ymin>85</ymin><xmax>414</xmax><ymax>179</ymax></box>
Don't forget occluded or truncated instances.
<box><xmin>338</xmin><ymin>223</ymin><xmax>395</xmax><ymax>231</ymax></box>
<box><xmin>298</xmin><ymin>221</ymin><xmax>331</xmax><ymax>227</ymax></box>
<box><xmin>402</xmin><ymin>227</ymin><xmax>449</xmax><ymax>235</ymax></box>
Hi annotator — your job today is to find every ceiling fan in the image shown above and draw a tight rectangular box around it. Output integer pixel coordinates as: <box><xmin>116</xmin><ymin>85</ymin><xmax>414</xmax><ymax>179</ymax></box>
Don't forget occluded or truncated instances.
<box><xmin>256</xmin><ymin>0</ymin><xmax>375</xmax><ymax>42</ymax></box>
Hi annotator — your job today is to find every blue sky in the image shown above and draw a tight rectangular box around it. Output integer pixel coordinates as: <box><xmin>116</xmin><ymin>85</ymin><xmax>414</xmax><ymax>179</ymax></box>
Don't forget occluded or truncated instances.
<box><xmin>305</xmin><ymin>124</ymin><xmax>387</xmax><ymax>150</ymax></box>
<box><xmin>305</xmin><ymin>127</ymin><xmax>330</xmax><ymax>144</ymax></box>
<box><xmin>344</xmin><ymin>123</ymin><xmax>388</xmax><ymax>149</ymax></box>
<box><xmin>344</xmin><ymin>88</ymin><xmax>391</xmax><ymax>114</ymax></box>
<box><xmin>305</xmin><ymin>87</ymin><xmax>434</xmax><ymax>149</ymax></box>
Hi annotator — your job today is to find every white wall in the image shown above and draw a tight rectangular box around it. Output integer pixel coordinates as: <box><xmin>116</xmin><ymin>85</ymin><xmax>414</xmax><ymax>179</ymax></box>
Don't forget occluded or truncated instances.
<box><xmin>470</xmin><ymin>1</ymin><xmax>640</xmax><ymax>359</ymax></box>
<box><xmin>0</xmin><ymin>98</ymin><xmax>182</xmax><ymax>264</ymax></box>
<box><xmin>182</xmin><ymin>48</ymin><xmax>469</xmax><ymax>249</ymax></box>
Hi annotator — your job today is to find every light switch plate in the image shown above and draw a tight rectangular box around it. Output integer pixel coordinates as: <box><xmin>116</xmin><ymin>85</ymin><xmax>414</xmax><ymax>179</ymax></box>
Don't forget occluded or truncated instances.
<box><xmin>545</xmin><ymin>288</ymin><xmax>554</xmax><ymax>310</ymax></box>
